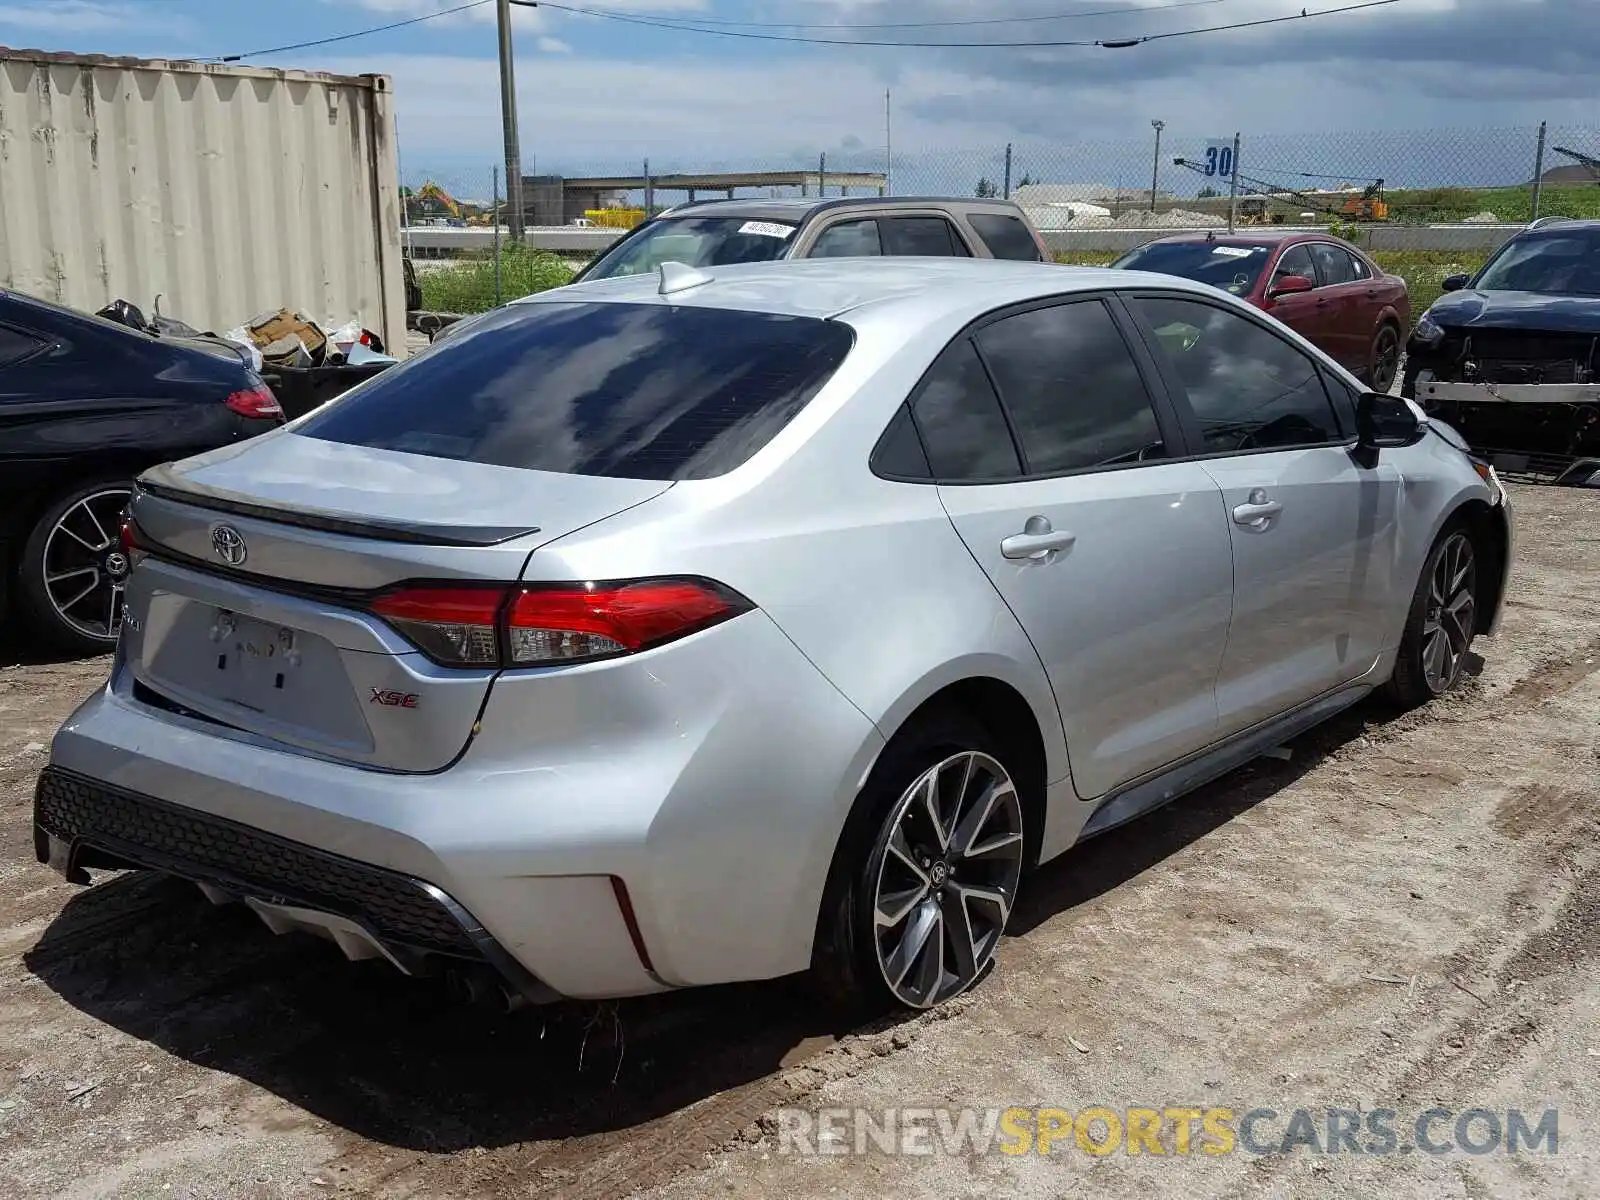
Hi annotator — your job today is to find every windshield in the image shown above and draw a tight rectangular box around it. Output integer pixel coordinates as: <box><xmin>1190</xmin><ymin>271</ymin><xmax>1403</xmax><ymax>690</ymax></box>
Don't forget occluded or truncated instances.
<box><xmin>1473</xmin><ymin>230</ymin><xmax>1600</xmax><ymax>296</ymax></box>
<box><xmin>582</xmin><ymin>216</ymin><xmax>799</xmax><ymax>281</ymax></box>
<box><xmin>1111</xmin><ymin>242</ymin><xmax>1273</xmax><ymax>297</ymax></box>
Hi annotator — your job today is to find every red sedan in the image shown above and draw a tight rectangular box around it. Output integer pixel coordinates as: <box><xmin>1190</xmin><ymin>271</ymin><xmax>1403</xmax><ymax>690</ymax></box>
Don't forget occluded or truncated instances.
<box><xmin>1111</xmin><ymin>232</ymin><xmax>1411</xmax><ymax>393</ymax></box>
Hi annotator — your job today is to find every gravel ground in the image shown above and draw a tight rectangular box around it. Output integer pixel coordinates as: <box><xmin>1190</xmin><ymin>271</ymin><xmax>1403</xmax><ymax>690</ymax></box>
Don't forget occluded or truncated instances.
<box><xmin>1</xmin><ymin>482</ymin><xmax>1596</xmax><ymax>1199</ymax></box>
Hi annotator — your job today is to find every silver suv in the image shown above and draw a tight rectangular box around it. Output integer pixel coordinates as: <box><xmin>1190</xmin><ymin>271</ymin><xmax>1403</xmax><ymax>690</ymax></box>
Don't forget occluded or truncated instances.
<box><xmin>37</xmin><ymin>259</ymin><xmax>1511</xmax><ymax>1015</ymax></box>
<box><xmin>574</xmin><ymin>196</ymin><xmax>1050</xmax><ymax>281</ymax></box>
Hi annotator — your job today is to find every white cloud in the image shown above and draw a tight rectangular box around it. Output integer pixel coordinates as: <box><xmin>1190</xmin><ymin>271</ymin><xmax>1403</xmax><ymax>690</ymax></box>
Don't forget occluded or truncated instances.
<box><xmin>0</xmin><ymin>1</ymin><xmax>179</xmax><ymax>33</ymax></box>
<box><xmin>536</xmin><ymin>36</ymin><xmax>572</xmax><ymax>53</ymax></box>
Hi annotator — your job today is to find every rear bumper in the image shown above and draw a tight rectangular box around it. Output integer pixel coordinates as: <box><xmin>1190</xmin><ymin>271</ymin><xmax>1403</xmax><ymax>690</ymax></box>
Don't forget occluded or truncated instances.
<box><xmin>40</xmin><ymin>610</ymin><xmax>884</xmax><ymax>1000</ymax></box>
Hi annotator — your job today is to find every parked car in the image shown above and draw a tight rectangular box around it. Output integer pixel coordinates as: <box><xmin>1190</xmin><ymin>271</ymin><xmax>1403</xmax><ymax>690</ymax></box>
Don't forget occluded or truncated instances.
<box><xmin>0</xmin><ymin>289</ymin><xmax>283</xmax><ymax>654</ymax></box>
<box><xmin>1404</xmin><ymin>217</ymin><xmax>1600</xmax><ymax>475</ymax></box>
<box><xmin>1111</xmin><ymin>232</ymin><xmax>1411</xmax><ymax>392</ymax></box>
<box><xmin>573</xmin><ymin>195</ymin><xmax>1051</xmax><ymax>282</ymax></box>
<box><xmin>36</xmin><ymin>259</ymin><xmax>1510</xmax><ymax>1015</ymax></box>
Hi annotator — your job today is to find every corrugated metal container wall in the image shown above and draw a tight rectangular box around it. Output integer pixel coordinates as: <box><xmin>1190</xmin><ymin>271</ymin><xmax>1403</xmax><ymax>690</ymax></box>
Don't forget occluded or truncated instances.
<box><xmin>0</xmin><ymin>50</ymin><xmax>405</xmax><ymax>353</ymax></box>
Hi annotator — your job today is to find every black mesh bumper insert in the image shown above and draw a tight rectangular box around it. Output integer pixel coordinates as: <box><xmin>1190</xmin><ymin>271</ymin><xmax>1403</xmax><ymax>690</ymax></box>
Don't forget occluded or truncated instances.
<box><xmin>34</xmin><ymin>767</ymin><xmax>481</xmax><ymax>959</ymax></box>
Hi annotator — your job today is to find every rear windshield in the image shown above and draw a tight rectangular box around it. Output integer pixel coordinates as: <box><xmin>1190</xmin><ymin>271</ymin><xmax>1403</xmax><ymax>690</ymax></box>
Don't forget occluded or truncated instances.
<box><xmin>1111</xmin><ymin>241</ymin><xmax>1273</xmax><ymax>296</ymax></box>
<box><xmin>582</xmin><ymin>216</ymin><xmax>798</xmax><ymax>281</ymax></box>
<box><xmin>297</xmin><ymin>301</ymin><xmax>854</xmax><ymax>480</ymax></box>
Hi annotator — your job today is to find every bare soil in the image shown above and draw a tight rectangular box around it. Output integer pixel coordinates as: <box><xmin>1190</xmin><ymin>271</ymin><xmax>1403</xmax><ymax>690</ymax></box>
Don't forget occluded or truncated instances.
<box><xmin>2</xmin><ymin>482</ymin><xmax>1597</xmax><ymax>1199</ymax></box>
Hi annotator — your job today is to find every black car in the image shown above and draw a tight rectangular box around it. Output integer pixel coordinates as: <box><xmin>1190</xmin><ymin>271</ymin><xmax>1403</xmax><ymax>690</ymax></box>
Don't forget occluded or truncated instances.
<box><xmin>1</xmin><ymin>289</ymin><xmax>283</xmax><ymax>653</ymax></box>
<box><xmin>1404</xmin><ymin>218</ymin><xmax>1600</xmax><ymax>475</ymax></box>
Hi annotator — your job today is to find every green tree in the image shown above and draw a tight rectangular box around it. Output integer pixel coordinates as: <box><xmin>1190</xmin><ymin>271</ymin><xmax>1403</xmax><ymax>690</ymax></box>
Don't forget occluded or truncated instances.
<box><xmin>975</xmin><ymin>177</ymin><xmax>999</xmax><ymax>198</ymax></box>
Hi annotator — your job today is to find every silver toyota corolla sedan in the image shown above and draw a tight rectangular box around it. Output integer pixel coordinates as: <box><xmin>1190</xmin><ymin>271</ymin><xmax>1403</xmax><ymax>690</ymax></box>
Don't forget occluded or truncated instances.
<box><xmin>36</xmin><ymin>258</ymin><xmax>1512</xmax><ymax>1013</ymax></box>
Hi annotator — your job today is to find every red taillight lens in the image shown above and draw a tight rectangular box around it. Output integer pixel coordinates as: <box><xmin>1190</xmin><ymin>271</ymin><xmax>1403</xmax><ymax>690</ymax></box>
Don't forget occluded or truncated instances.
<box><xmin>367</xmin><ymin>578</ymin><xmax>750</xmax><ymax>668</ymax></box>
<box><xmin>119</xmin><ymin>514</ymin><xmax>148</xmax><ymax>566</ymax></box>
<box><xmin>507</xmin><ymin>579</ymin><xmax>747</xmax><ymax>665</ymax></box>
<box><xmin>225</xmin><ymin>385</ymin><xmax>284</xmax><ymax>420</ymax></box>
<box><xmin>369</xmin><ymin>586</ymin><xmax>504</xmax><ymax>666</ymax></box>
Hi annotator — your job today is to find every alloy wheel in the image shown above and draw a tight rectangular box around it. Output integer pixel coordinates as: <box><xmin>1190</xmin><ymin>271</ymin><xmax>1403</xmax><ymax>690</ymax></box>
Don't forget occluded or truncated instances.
<box><xmin>41</xmin><ymin>487</ymin><xmax>133</xmax><ymax>644</ymax></box>
<box><xmin>1422</xmin><ymin>531</ymin><xmax>1475</xmax><ymax>694</ymax></box>
<box><xmin>871</xmin><ymin>750</ymin><xmax>1024</xmax><ymax>1009</ymax></box>
<box><xmin>1372</xmin><ymin>326</ymin><xmax>1401</xmax><ymax>393</ymax></box>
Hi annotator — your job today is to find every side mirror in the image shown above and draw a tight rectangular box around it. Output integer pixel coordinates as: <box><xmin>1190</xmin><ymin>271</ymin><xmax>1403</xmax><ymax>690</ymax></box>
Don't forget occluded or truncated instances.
<box><xmin>1267</xmin><ymin>274</ymin><xmax>1314</xmax><ymax>301</ymax></box>
<box><xmin>1355</xmin><ymin>391</ymin><xmax>1420</xmax><ymax>463</ymax></box>
<box><xmin>1441</xmin><ymin>273</ymin><xmax>1470</xmax><ymax>292</ymax></box>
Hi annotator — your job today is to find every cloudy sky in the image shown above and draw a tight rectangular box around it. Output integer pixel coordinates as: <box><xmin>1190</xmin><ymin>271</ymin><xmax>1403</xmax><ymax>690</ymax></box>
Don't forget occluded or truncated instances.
<box><xmin>0</xmin><ymin>0</ymin><xmax>1596</xmax><ymax>186</ymax></box>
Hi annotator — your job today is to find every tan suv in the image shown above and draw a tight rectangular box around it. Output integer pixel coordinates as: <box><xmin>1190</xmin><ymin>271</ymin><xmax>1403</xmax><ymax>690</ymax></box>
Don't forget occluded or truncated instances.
<box><xmin>573</xmin><ymin>196</ymin><xmax>1052</xmax><ymax>281</ymax></box>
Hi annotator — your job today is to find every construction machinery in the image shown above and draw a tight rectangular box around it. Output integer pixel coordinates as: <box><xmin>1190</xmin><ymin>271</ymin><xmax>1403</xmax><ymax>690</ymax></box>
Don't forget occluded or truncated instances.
<box><xmin>1339</xmin><ymin>180</ymin><xmax>1389</xmax><ymax>222</ymax></box>
<box><xmin>1174</xmin><ymin>159</ymin><xmax>1389</xmax><ymax>223</ymax></box>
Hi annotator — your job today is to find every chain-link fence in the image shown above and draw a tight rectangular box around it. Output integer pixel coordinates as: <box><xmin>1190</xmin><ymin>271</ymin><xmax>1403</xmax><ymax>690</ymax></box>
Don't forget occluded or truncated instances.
<box><xmin>401</xmin><ymin>122</ymin><xmax>1600</xmax><ymax>313</ymax></box>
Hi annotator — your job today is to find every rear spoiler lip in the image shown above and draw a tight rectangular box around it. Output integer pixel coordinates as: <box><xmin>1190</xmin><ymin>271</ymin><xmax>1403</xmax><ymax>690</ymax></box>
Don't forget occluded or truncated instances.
<box><xmin>136</xmin><ymin>470</ymin><xmax>541</xmax><ymax>548</ymax></box>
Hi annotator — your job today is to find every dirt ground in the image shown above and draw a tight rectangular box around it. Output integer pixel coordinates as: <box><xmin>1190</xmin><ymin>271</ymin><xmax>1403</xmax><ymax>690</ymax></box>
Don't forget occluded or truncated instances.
<box><xmin>1</xmin><ymin>482</ymin><xmax>1596</xmax><ymax>1200</ymax></box>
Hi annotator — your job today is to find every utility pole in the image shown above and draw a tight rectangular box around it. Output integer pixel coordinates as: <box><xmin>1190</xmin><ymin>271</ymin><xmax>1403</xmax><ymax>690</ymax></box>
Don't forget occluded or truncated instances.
<box><xmin>884</xmin><ymin>89</ymin><xmax>892</xmax><ymax>196</ymax></box>
<box><xmin>497</xmin><ymin>0</ymin><xmax>525</xmax><ymax>242</ymax></box>
<box><xmin>1149</xmin><ymin>119</ymin><xmax>1165</xmax><ymax>213</ymax></box>
<box><xmin>1003</xmin><ymin>143</ymin><xmax>1013</xmax><ymax>200</ymax></box>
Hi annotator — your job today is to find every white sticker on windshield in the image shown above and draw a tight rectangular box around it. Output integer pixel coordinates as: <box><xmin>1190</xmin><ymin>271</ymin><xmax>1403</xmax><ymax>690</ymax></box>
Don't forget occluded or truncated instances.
<box><xmin>739</xmin><ymin>221</ymin><xmax>795</xmax><ymax>238</ymax></box>
<box><xmin>1210</xmin><ymin>245</ymin><xmax>1253</xmax><ymax>258</ymax></box>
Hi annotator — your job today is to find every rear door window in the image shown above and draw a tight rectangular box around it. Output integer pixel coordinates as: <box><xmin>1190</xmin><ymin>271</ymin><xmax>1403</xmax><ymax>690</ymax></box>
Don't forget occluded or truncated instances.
<box><xmin>967</xmin><ymin>214</ymin><xmax>1044</xmax><ymax>262</ymax></box>
<box><xmin>298</xmin><ymin>302</ymin><xmax>853</xmax><ymax>480</ymax></box>
<box><xmin>1309</xmin><ymin>243</ymin><xmax>1355</xmax><ymax>286</ymax></box>
<box><xmin>975</xmin><ymin>301</ymin><xmax>1166</xmax><ymax>472</ymax></box>
<box><xmin>810</xmin><ymin>219</ymin><xmax>883</xmax><ymax>258</ymax></box>
<box><xmin>908</xmin><ymin>341</ymin><xmax>1021</xmax><ymax>480</ymax></box>
<box><xmin>882</xmin><ymin>216</ymin><xmax>972</xmax><ymax>257</ymax></box>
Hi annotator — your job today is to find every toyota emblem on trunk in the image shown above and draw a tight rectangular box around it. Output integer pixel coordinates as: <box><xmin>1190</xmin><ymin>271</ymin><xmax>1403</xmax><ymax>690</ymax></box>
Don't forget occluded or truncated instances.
<box><xmin>211</xmin><ymin>525</ymin><xmax>248</xmax><ymax>566</ymax></box>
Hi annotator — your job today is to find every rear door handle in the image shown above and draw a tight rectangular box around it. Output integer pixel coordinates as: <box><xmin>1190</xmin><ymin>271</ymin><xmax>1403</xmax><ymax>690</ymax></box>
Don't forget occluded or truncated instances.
<box><xmin>1232</xmin><ymin>495</ymin><xmax>1284</xmax><ymax>526</ymax></box>
<box><xmin>1002</xmin><ymin>516</ymin><xmax>1076</xmax><ymax>560</ymax></box>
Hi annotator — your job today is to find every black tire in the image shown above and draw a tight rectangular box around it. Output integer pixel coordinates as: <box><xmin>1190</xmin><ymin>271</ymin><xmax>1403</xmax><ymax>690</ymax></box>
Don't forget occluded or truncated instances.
<box><xmin>1368</xmin><ymin>321</ymin><xmax>1402</xmax><ymax>394</ymax></box>
<box><xmin>1386</xmin><ymin>523</ymin><xmax>1479</xmax><ymax>709</ymax></box>
<box><xmin>16</xmin><ymin>477</ymin><xmax>136</xmax><ymax>656</ymax></box>
<box><xmin>812</xmin><ymin>710</ymin><xmax>1026</xmax><ymax>1015</ymax></box>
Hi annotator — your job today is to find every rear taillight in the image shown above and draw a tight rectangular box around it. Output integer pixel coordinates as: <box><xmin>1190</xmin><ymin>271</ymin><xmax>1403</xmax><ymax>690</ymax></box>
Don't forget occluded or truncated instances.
<box><xmin>368</xmin><ymin>578</ymin><xmax>750</xmax><ymax>668</ymax></box>
<box><xmin>225</xmin><ymin>385</ymin><xmax>284</xmax><ymax>420</ymax></box>
<box><xmin>369</xmin><ymin>586</ymin><xmax>504</xmax><ymax>666</ymax></box>
<box><xmin>119</xmin><ymin>514</ymin><xmax>148</xmax><ymax>567</ymax></box>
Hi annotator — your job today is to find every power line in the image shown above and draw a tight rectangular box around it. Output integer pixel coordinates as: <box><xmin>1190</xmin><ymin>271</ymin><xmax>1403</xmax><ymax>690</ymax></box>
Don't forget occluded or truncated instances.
<box><xmin>214</xmin><ymin>0</ymin><xmax>493</xmax><ymax>63</ymax></box>
<box><xmin>513</xmin><ymin>0</ymin><xmax>1400</xmax><ymax>49</ymax></box>
<box><xmin>567</xmin><ymin>0</ymin><xmax>1231</xmax><ymax>31</ymax></box>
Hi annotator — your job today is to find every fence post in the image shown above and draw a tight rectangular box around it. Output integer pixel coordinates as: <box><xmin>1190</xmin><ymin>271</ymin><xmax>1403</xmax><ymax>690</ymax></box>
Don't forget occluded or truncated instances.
<box><xmin>1531</xmin><ymin>121</ymin><xmax>1548</xmax><ymax>221</ymax></box>
<box><xmin>1003</xmin><ymin>143</ymin><xmax>1013</xmax><ymax>199</ymax></box>
<box><xmin>819</xmin><ymin>151</ymin><xmax>826</xmax><ymax>197</ymax></box>
<box><xmin>492</xmin><ymin>165</ymin><xmax>503</xmax><ymax>307</ymax></box>
<box><xmin>643</xmin><ymin>158</ymin><xmax>653</xmax><ymax>215</ymax></box>
<box><xmin>1227</xmin><ymin>132</ymin><xmax>1241</xmax><ymax>234</ymax></box>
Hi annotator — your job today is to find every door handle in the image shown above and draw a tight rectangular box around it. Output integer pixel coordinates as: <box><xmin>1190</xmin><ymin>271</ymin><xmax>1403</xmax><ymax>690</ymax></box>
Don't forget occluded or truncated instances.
<box><xmin>1001</xmin><ymin>516</ymin><xmax>1076</xmax><ymax>560</ymax></box>
<box><xmin>1232</xmin><ymin>491</ymin><xmax>1284</xmax><ymax>526</ymax></box>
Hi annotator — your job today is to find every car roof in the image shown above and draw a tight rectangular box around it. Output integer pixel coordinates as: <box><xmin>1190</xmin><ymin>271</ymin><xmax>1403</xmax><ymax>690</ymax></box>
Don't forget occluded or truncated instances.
<box><xmin>517</xmin><ymin>257</ymin><xmax>1210</xmax><ymax>323</ymax></box>
<box><xmin>1135</xmin><ymin>230</ymin><xmax>1327</xmax><ymax>247</ymax></box>
<box><xmin>659</xmin><ymin>195</ymin><xmax>1025</xmax><ymax>222</ymax></box>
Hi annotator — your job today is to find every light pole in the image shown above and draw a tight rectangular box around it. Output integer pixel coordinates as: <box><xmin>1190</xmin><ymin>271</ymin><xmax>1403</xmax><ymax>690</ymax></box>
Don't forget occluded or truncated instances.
<box><xmin>1149</xmin><ymin>119</ymin><xmax>1165</xmax><ymax>214</ymax></box>
<box><xmin>497</xmin><ymin>0</ymin><xmax>525</xmax><ymax>242</ymax></box>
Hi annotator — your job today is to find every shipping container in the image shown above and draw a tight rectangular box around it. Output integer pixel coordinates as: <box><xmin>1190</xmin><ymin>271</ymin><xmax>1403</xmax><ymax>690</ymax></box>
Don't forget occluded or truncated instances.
<box><xmin>0</xmin><ymin>48</ymin><xmax>405</xmax><ymax>354</ymax></box>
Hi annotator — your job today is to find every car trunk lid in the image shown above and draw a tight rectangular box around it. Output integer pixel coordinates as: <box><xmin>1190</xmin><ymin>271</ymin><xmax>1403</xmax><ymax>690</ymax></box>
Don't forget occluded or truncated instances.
<box><xmin>123</xmin><ymin>434</ymin><xmax>671</xmax><ymax>771</ymax></box>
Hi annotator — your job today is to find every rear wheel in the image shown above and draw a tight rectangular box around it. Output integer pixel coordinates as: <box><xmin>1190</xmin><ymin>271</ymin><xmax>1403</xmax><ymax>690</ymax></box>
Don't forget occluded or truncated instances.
<box><xmin>1387</xmin><ymin>526</ymin><xmax>1477</xmax><ymax>708</ymax></box>
<box><xmin>813</xmin><ymin>714</ymin><xmax>1026</xmax><ymax>1013</ymax></box>
<box><xmin>1368</xmin><ymin>322</ymin><xmax>1402</xmax><ymax>394</ymax></box>
<box><xmin>16</xmin><ymin>479</ymin><xmax>134</xmax><ymax>655</ymax></box>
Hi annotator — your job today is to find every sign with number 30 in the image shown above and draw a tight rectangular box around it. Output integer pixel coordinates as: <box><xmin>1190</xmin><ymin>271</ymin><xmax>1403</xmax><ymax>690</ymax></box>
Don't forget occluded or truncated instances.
<box><xmin>1203</xmin><ymin>140</ymin><xmax>1235</xmax><ymax>179</ymax></box>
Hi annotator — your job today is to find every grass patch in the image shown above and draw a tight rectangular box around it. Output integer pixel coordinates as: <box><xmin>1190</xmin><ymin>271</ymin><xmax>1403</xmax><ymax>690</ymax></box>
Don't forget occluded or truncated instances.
<box><xmin>1383</xmin><ymin>183</ymin><xmax>1600</xmax><ymax>224</ymax></box>
<box><xmin>419</xmin><ymin>247</ymin><xmax>574</xmax><ymax>314</ymax></box>
<box><xmin>1053</xmin><ymin>247</ymin><xmax>1489</xmax><ymax>326</ymax></box>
